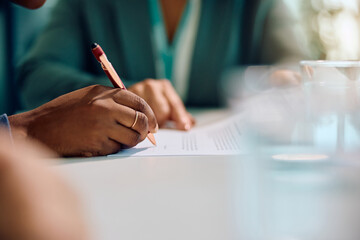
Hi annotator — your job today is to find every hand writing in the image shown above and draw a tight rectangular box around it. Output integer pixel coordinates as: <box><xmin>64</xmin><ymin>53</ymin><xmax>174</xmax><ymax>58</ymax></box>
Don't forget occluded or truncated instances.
<box><xmin>9</xmin><ymin>85</ymin><xmax>158</xmax><ymax>157</ymax></box>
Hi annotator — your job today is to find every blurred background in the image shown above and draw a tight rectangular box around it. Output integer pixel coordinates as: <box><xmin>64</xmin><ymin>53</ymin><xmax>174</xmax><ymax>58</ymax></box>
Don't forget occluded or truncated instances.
<box><xmin>0</xmin><ymin>0</ymin><xmax>58</xmax><ymax>114</ymax></box>
<box><xmin>0</xmin><ymin>0</ymin><xmax>360</xmax><ymax>114</ymax></box>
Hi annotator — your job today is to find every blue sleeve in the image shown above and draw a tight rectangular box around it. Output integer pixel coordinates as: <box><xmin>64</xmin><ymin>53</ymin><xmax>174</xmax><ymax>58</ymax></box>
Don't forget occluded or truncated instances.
<box><xmin>0</xmin><ymin>114</ymin><xmax>10</xmax><ymax>130</ymax></box>
<box><xmin>0</xmin><ymin>114</ymin><xmax>13</xmax><ymax>141</ymax></box>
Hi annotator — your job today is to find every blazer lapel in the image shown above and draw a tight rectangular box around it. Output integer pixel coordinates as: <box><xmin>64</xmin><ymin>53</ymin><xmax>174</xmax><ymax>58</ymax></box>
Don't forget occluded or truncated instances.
<box><xmin>113</xmin><ymin>0</ymin><xmax>157</xmax><ymax>81</ymax></box>
<box><xmin>187</xmin><ymin>0</ymin><xmax>244</xmax><ymax>106</ymax></box>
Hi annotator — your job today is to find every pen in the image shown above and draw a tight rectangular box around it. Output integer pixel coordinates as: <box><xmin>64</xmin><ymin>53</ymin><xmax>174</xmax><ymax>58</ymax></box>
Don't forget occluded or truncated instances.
<box><xmin>91</xmin><ymin>43</ymin><xmax>157</xmax><ymax>146</ymax></box>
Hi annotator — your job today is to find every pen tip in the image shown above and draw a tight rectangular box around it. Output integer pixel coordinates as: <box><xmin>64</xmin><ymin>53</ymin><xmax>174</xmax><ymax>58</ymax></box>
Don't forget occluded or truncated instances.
<box><xmin>91</xmin><ymin>43</ymin><xmax>98</xmax><ymax>49</ymax></box>
<box><xmin>147</xmin><ymin>133</ymin><xmax>157</xmax><ymax>146</ymax></box>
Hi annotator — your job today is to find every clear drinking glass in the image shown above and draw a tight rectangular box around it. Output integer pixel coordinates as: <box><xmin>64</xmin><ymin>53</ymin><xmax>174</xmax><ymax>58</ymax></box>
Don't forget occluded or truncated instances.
<box><xmin>300</xmin><ymin>60</ymin><xmax>360</xmax><ymax>152</ymax></box>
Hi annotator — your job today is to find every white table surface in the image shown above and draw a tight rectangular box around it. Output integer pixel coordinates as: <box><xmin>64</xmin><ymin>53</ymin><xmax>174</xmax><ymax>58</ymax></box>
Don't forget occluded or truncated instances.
<box><xmin>57</xmin><ymin>109</ymin><xmax>360</xmax><ymax>240</ymax></box>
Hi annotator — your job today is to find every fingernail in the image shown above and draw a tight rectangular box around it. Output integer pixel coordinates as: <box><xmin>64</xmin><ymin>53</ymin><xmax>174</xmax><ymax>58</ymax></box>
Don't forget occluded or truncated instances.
<box><xmin>184</xmin><ymin>123</ymin><xmax>191</xmax><ymax>131</ymax></box>
<box><xmin>155</xmin><ymin>123</ymin><xmax>159</xmax><ymax>133</ymax></box>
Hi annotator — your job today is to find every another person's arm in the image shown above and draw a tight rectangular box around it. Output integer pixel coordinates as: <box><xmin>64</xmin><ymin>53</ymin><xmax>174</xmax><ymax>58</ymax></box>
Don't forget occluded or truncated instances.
<box><xmin>0</xmin><ymin>134</ymin><xmax>90</xmax><ymax>240</ymax></box>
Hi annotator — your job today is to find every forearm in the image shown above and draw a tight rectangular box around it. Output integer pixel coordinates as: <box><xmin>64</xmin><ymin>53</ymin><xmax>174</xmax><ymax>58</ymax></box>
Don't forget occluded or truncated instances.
<box><xmin>7</xmin><ymin>108</ymin><xmax>46</xmax><ymax>140</ymax></box>
<box><xmin>8</xmin><ymin>112</ymin><xmax>30</xmax><ymax>139</ymax></box>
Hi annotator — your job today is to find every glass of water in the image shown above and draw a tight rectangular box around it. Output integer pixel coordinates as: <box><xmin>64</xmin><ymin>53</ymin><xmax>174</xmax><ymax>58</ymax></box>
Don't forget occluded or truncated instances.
<box><xmin>300</xmin><ymin>60</ymin><xmax>360</xmax><ymax>152</ymax></box>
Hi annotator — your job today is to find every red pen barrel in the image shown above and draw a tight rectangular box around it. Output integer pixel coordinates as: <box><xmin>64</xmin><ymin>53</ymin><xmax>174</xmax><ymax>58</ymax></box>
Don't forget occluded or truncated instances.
<box><xmin>91</xmin><ymin>43</ymin><xmax>105</xmax><ymax>62</ymax></box>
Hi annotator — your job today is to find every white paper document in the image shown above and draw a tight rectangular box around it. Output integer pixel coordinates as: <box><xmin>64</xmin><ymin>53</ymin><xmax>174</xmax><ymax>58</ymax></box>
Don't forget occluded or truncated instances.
<box><xmin>109</xmin><ymin>114</ymin><xmax>246</xmax><ymax>157</ymax></box>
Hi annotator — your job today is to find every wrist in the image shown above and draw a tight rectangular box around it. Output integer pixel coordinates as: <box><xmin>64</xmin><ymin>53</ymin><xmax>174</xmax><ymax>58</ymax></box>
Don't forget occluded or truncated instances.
<box><xmin>8</xmin><ymin>110</ymin><xmax>36</xmax><ymax>139</ymax></box>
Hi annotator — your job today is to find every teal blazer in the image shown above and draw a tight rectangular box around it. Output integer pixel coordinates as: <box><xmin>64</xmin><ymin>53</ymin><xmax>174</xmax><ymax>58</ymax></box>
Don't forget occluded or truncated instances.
<box><xmin>18</xmin><ymin>0</ymin><xmax>300</xmax><ymax>109</ymax></box>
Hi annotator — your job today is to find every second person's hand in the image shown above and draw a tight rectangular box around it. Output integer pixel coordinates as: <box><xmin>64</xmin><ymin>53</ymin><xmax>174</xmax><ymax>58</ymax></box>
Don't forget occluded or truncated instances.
<box><xmin>129</xmin><ymin>79</ymin><xmax>195</xmax><ymax>130</ymax></box>
<box><xmin>269</xmin><ymin>70</ymin><xmax>301</xmax><ymax>87</ymax></box>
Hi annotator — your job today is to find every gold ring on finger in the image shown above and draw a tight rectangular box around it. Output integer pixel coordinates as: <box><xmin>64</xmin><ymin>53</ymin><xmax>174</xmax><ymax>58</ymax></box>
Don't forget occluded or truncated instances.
<box><xmin>131</xmin><ymin>111</ymin><xmax>139</xmax><ymax>129</ymax></box>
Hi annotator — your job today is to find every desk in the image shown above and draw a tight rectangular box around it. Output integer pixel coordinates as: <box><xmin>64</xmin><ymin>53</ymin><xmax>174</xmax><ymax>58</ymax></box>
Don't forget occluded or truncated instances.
<box><xmin>58</xmin><ymin>110</ymin><xmax>360</xmax><ymax>240</ymax></box>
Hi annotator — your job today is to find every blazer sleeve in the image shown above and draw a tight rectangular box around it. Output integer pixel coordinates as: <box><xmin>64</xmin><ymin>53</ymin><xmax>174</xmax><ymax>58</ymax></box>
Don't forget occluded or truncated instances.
<box><xmin>17</xmin><ymin>0</ymin><xmax>117</xmax><ymax>109</ymax></box>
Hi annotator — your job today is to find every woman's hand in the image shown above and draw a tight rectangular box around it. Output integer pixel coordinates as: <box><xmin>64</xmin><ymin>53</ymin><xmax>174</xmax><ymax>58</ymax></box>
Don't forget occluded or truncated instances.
<box><xmin>270</xmin><ymin>70</ymin><xmax>301</xmax><ymax>87</ymax></box>
<box><xmin>129</xmin><ymin>79</ymin><xmax>195</xmax><ymax>130</ymax></box>
<box><xmin>9</xmin><ymin>85</ymin><xmax>158</xmax><ymax>157</ymax></box>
